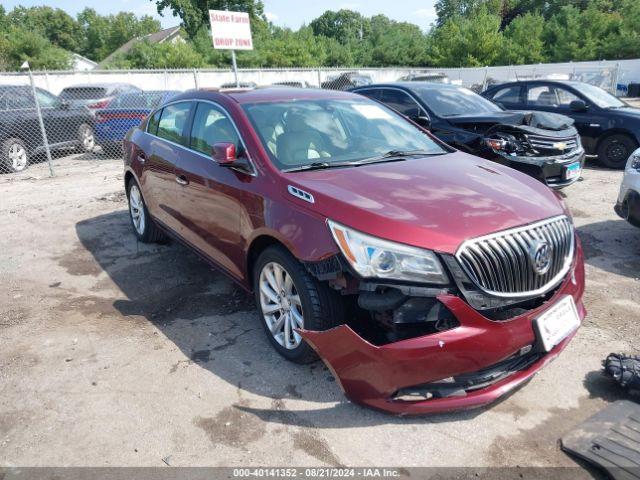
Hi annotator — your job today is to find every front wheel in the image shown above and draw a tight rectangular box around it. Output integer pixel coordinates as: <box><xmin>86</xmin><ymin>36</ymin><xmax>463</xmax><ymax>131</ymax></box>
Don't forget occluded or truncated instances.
<box><xmin>1</xmin><ymin>138</ymin><xmax>29</xmax><ymax>173</ymax></box>
<box><xmin>598</xmin><ymin>134</ymin><xmax>637</xmax><ymax>169</ymax></box>
<box><xmin>254</xmin><ymin>245</ymin><xmax>343</xmax><ymax>364</ymax></box>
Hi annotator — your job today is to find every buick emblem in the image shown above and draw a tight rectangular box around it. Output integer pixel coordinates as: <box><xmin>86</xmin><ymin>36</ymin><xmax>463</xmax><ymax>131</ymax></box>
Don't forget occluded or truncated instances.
<box><xmin>530</xmin><ymin>239</ymin><xmax>552</xmax><ymax>276</ymax></box>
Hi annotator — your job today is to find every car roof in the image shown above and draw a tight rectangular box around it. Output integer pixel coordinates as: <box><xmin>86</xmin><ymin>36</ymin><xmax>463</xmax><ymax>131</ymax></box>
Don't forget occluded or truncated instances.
<box><xmin>170</xmin><ymin>87</ymin><xmax>360</xmax><ymax>105</ymax></box>
<box><xmin>486</xmin><ymin>80</ymin><xmax>587</xmax><ymax>90</ymax></box>
<box><xmin>355</xmin><ymin>82</ymin><xmax>465</xmax><ymax>90</ymax></box>
<box><xmin>60</xmin><ymin>83</ymin><xmax>137</xmax><ymax>90</ymax></box>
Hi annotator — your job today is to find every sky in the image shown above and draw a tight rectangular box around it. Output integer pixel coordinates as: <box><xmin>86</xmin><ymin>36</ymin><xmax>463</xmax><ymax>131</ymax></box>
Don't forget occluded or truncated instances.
<box><xmin>1</xmin><ymin>0</ymin><xmax>439</xmax><ymax>31</ymax></box>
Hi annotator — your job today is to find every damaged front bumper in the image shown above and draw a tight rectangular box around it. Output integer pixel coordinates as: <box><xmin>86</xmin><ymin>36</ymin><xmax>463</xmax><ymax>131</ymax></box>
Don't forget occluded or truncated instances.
<box><xmin>299</xmin><ymin>243</ymin><xmax>585</xmax><ymax>415</ymax></box>
<box><xmin>494</xmin><ymin>148</ymin><xmax>586</xmax><ymax>190</ymax></box>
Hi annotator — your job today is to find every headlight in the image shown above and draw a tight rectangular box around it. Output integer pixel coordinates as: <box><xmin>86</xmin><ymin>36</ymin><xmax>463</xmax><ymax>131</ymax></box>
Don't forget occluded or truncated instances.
<box><xmin>328</xmin><ymin>220</ymin><xmax>449</xmax><ymax>284</ymax></box>
<box><xmin>630</xmin><ymin>151</ymin><xmax>640</xmax><ymax>171</ymax></box>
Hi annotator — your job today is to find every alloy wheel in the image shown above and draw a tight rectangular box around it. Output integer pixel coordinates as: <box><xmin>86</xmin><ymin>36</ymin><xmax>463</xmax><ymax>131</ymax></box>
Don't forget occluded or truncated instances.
<box><xmin>8</xmin><ymin>143</ymin><xmax>27</xmax><ymax>172</ymax></box>
<box><xmin>80</xmin><ymin>125</ymin><xmax>95</xmax><ymax>152</ymax></box>
<box><xmin>259</xmin><ymin>262</ymin><xmax>304</xmax><ymax>350</ymax></box>
<box><xmin>128</xmin><ymin>184</ymin><xmax>146</xmax><ymax>235</ymax></box>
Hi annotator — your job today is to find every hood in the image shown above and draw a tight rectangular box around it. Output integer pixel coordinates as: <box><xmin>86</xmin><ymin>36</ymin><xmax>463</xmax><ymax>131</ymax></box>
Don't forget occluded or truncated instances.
<box><xmin>284</xmin><ymin>152</ymin><xmax>566</xmax><ymax>254</ymax></box>
<box><xmin>448</xmin><ymin>110</ymin><xmax>574</xmax><ymax>132</ymax></box>
<box><xmin>612</xmin><ymin>106</ymin><xmax>640</xmax><ymax>118</ymax></box>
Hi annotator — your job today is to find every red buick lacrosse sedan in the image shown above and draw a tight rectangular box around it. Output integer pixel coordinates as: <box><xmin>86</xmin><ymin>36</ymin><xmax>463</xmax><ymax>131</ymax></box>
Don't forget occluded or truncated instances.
<box><xmin>122</xmin><ymin>87</ymin><xmax>585</xmax><ymax>414</ymax></box>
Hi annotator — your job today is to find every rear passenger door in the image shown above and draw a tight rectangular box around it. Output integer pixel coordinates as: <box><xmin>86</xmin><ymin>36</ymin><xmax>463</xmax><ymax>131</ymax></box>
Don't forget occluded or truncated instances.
<box><xmin>173</xmin><ymin>101</ymin><xmax>250</xmax><ymax>280</ymax></box>
<box><xmin>141</xmin><ymin>101</ymin><xmax>194</xmax><ymax>233</ymax></box>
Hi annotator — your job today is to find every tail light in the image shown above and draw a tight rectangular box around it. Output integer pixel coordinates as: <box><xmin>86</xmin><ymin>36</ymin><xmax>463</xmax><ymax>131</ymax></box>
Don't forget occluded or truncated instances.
<box><xmin>88</xmin><ymin>99</ymin><xmax>111</xmax><ymax>109</ymax></box>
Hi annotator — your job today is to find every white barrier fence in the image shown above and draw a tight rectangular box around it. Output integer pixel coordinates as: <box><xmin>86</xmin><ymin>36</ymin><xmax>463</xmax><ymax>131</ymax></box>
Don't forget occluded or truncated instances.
<box><xmin>1</xmin><ymin>59</ymin><xmax>639</xmax><ymax>96</ymax></box>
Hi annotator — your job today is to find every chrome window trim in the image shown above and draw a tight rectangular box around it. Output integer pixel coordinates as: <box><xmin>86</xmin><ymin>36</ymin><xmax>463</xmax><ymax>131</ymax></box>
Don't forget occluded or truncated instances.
<box><xmin>455</xmin><ymin>215</ymin><xmax>575</xmax><ymax>298</ymax></box>
<box><xmin>145</xmin><ymin>98</ymin><xmax>257</xmax><ymax>177</ymax></box>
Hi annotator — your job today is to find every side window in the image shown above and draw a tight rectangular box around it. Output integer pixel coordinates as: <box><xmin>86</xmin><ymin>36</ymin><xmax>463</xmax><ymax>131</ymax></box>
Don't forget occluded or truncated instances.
<box><xmin>147</xmin><ymin>108</ymin><xmax>162</xmax><ymax>135</ymax></box>
<box><xmin>380</xmin><ymin>89</ymin><xmax>421</xmax><ymax>117</ymax></box>
<box><xmin>491</xmin><ymin>86</ymin><xmax>522</xmax><ymax>104</ymax></box>
<box><xmin>156</xmin><ymin>102</ymin><xmax>192</xmax><ymax>145</ymax></box>
<box><xmin>554</xmin><ymin>86</ymin><xmax>580</xmax><ymax>107</ymax></box>
<box><xmin>36</xmin><ymin>89</ymin><xmax>58</xmax><ymax>109</ymax></box>
<box><xmin>6</xmin><ymin>89</ymin><xmax>35</xmax><ymax>109</ymax></box>
<box><xmin>189</xmin><ymin>102</ymin><xmax>240</xmax><ymax>156</ymax></box>
<box><xmin>354</xmin><ymin>89</ymin><xmax>381</xmax><ymax>101</ymax></box>
<box><xmin>527</xmin><ymin>85</ymin><xmax>558</xmax><ymax>107</ymax></box>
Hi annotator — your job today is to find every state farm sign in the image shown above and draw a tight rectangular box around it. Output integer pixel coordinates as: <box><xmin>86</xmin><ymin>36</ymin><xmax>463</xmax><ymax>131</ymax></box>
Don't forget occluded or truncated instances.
<box><xmin>209</xmin><ymin>10</ymin><xmax>253</xmax><ymax>50</ymax></box>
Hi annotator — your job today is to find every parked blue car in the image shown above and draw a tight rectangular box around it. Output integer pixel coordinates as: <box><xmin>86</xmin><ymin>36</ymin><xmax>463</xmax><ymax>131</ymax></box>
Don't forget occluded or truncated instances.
<box><xmin>95</xmin><ymin>90</ymin><xmax>179</xmax><ymax>155</ymax></box>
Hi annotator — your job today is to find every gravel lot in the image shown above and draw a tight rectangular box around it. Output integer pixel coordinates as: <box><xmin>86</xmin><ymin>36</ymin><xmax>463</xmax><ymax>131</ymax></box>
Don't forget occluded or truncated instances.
<box><xmin>1</xmin><ymin>154</ymin><xmax>639</xmax><ymax>471</ymax></box>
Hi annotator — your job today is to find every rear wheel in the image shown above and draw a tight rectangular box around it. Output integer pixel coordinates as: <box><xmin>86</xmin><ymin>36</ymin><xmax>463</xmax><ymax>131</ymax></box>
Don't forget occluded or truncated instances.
<box><xmin>254</xmin><ymin>245</ymin><xmax>343</xmax><ymax>364</ymax></box>
<box><xmin>77</xmin><ymin>124</ymin><xmax>95</xmax><ymax>153</ymax></box>
<box><xmin>598</xmin><ymin>134</ymin><xmax>637</xmax><ymax>169</ymax></box>
<box><xmin>1</xmin><ymin>138</ymin><xmax>28</xmax><ymax>173</ymax></box>
<box><xmin>126</xmin><ymin>179</ymin><xmax>167</xmax><ymax>243</ymax></box>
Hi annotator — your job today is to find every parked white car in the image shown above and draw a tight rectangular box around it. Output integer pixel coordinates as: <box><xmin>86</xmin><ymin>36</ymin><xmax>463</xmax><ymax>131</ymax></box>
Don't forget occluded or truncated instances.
<box><xmin>615</xmin><ymin>148</ymin><xmax>640</xmax><ymax>227</ymax></box>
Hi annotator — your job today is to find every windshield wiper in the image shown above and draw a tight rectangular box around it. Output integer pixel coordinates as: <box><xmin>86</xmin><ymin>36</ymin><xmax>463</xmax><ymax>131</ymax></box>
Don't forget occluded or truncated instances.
<box><xmin>355</xmin><ymin>149</ymin><xmax>444</xmax><ymax>165</ymax></box>
<box><xmin>283</xmin><ymin>150</ymin><xmax>443</xmax><ymax>172</ymax></box>
<box><xmin>283</xmin><ymin>161</ymin><xmax>360</xmax><ymax>172</ymax></box>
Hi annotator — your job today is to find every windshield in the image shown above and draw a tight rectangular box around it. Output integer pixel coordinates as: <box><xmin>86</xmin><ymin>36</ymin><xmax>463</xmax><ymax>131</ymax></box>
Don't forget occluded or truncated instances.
<box><xmin>412</xmin><ymin>86</ymin><xmax>502</xmax><ymax>117</ymax></box>
<box><xmin>574</xmin><ymin>83</ymin><xmax>625</xmax><ymax>108</ymax></box>
<box><xmin>242</xmin><ymin>98</ymin><xmax>447</xmax><ymax>170</ymax></box>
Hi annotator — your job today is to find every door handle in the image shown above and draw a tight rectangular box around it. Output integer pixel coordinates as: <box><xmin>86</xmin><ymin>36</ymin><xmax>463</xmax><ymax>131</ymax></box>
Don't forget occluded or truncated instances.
<box><xmin>137</xmin><ymin>153</ymin><xmax>146</xmax><ymax>164</ymax></box>
<box><xmin>175</xmin><ymin>175</ymin><xmax>189</xmax><ymax>186</ymax></box>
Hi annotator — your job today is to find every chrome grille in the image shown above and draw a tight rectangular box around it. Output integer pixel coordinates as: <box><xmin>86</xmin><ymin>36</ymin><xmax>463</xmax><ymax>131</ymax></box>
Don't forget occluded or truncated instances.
<box><xmin>456</xmin><ymin>216</ymin><xmax>574</xmax><ymax>297</ymax></box>
<box><xmin>525</xmin><ymin>134</ymin><xmax>579</xmax><ymax>154</ymax></box>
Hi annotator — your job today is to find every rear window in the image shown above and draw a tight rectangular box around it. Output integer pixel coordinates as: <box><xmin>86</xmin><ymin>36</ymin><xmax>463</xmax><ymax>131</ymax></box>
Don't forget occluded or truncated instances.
<box><xmin>59</xmin><ymin>87</ymin><xmax>108</xmax><ymax>100</ymax></box>
<box><xmin>111</xmin><ymin>92</ymin><xmax>166</xmax><ymax>109</ymax></box>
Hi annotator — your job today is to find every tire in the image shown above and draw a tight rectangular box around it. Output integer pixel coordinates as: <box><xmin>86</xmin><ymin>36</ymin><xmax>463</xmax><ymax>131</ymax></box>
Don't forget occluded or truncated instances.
<box><xmin>77</xmin><ymin>123</ymin><xmax>95</xmax><ymax>153</ymax></box>
<box><xmin>597</xmin><ymin>134</ymin><xmax>637</xmax><ymax>169</ymax></box>
<box><xmin>253</xmin><ymin>245</ymin><xmax>344</xmax><ymax>364</ymax></box>
<box><xmin>1</xmin><ymin>137</ymin><xmax>29</xmax><ymax>173</ymax></box>
<box><xmin>126</xmin><ymin>178</ymin><xmax>167</xmax><ymax>243</ymax></box>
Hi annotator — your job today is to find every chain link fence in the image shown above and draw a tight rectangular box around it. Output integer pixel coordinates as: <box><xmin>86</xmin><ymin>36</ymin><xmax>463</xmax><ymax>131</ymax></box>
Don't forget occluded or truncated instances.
<box><xmin>0</xmin><ymin>61</ymin><xmax>632</xmax><ymax>176</ymax></box>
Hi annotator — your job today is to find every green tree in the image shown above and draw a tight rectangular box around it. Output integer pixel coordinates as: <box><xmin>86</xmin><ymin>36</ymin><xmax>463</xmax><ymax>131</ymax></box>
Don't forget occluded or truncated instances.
<box><xmin>366</xmin><ymin>16</ymin><xmax>428</xmax><ymax>66</ymax></box>
<box><xmin>309</xmin><ymin>9</ymin><xmax>367</xmax><ymax>43</ymax></box>
<box><xmin>502</xmin><ymin>12</ymin><xmax>546</xmax><ymax>64</ymax></box>
<box><xmin>7</xmin><ymin>6</ymin><xmax>82</xmax><ymax>52</ymax></box>
<box><xmin>0</xmin><ymin>26</ymin><xmax>71</xmax><ymax>70</ymax></box>
<box><xmin>151</xmin><ymin>0</ymin><xmax>265</xmax><ymax>39</ymax></box>
<box><xmin>104</xmin><ymin>39</ymin><xmax>205</xmax><ymax>68</ymax></box>
<box><xmin>77</xmin><ymin>8</ymin><xmax>161</xmax><ymax>61</ymax></box>
<box><xmin>428</xmin><ymin>7</ymin><xmax>505</xmax><ymax>67</ymax></box>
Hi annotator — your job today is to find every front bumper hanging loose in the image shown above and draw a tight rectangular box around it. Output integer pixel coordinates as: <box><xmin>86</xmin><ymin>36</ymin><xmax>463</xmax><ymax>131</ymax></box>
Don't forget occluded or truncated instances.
<box><xmin>299</xmin><ymin>244</ymin><xmax>586</xmax><ymax>415</ymax></box>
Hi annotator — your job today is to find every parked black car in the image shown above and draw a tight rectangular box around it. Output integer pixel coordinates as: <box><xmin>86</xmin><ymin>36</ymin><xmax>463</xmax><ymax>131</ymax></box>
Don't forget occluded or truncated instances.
<box><xmin>58</xmin><ymin>83</ymin><xmax>141</xmax><ymax>112</ymax></box>
<box><xmin>482</xmin><ymin>80</ymin><xmax>640</xmax><ymax>169</ymax></box>
<box><xmin>352</xmin><ymin>83</ymin><xmax>585</xmax><ymax>189</ymax></box>
<box><xmin>0</xmin><ymin>86</ymin><xmax>95</xmax><ymax>173</ymax></box>
<box><xmin>321</xmin><ymin>72</ymin><xmax>372</xmax><ymax>90</ymax></box>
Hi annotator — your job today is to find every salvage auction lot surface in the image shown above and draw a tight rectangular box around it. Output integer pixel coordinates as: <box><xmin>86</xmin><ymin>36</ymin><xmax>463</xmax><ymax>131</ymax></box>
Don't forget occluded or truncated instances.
<box><xmin>1</xmin><ymin>156</ymin><xmax>639</xmax><ymax>469</ymax></box>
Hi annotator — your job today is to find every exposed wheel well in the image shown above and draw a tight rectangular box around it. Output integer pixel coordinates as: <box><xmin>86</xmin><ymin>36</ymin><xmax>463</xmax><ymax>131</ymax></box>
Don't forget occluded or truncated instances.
<box><xmin>596</xmin><ymin>130</ymin><xmax>639</xmax><ymax>151</ymax></box>
<box><xmin>124</xmin><ymin>171</ymin><xmax>134</xmax><ymax>191</ymax></box>
<box><xmin>246</xmin><ymin>235</ymin><xmax>289</xmax><ymax>290</ymax></box>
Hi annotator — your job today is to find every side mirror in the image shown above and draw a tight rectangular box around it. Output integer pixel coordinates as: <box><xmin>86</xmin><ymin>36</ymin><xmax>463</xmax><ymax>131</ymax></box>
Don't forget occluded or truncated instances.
<box><xmin>59</xmin><ymin>99</ymin><xmax>70</xmax><ymax>110</ymax></box>
<box><xmin>413</xmin><ymin>115</ymin><xmax>432</xmax><ymax>130</ymax></box>
<box><xmin>212</xmin><ymin>142</ymin><xmax>237</xmax><ymax>165</ymax></box>
<box><xmin>569</xmin><ymin>100</ymin><xmax>588</xmax><ymax>112</ymax></box>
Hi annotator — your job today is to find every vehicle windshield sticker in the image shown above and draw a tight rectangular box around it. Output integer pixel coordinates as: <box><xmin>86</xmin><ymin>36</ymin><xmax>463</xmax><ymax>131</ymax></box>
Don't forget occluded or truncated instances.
<box><xmin>352</xmin><ymin>104</ymin><xmax>393</xmax><ymax>120</ymax></box>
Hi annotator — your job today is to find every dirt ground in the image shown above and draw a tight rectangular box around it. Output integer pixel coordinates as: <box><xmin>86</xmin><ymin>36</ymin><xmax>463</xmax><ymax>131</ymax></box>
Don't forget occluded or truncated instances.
<box><xmin>1</xmin><ymin>154</ymin><xmax>639</xmax><ymax>470</ymax></box>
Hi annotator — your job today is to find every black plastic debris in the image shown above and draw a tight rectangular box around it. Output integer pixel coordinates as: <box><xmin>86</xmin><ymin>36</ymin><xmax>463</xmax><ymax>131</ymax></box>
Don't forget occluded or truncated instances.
<box><xmin>603</xmin><ymin>353</ymin><xmax>640</xmax><ymax>394</ymax></box>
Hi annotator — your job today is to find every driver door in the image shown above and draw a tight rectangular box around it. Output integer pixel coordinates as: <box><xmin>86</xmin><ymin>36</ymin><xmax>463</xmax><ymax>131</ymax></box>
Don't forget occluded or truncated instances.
<box><xmin>173</xmin><ymin>101</ymin><xmax>251</xmax><ymax>280</ymax></box>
